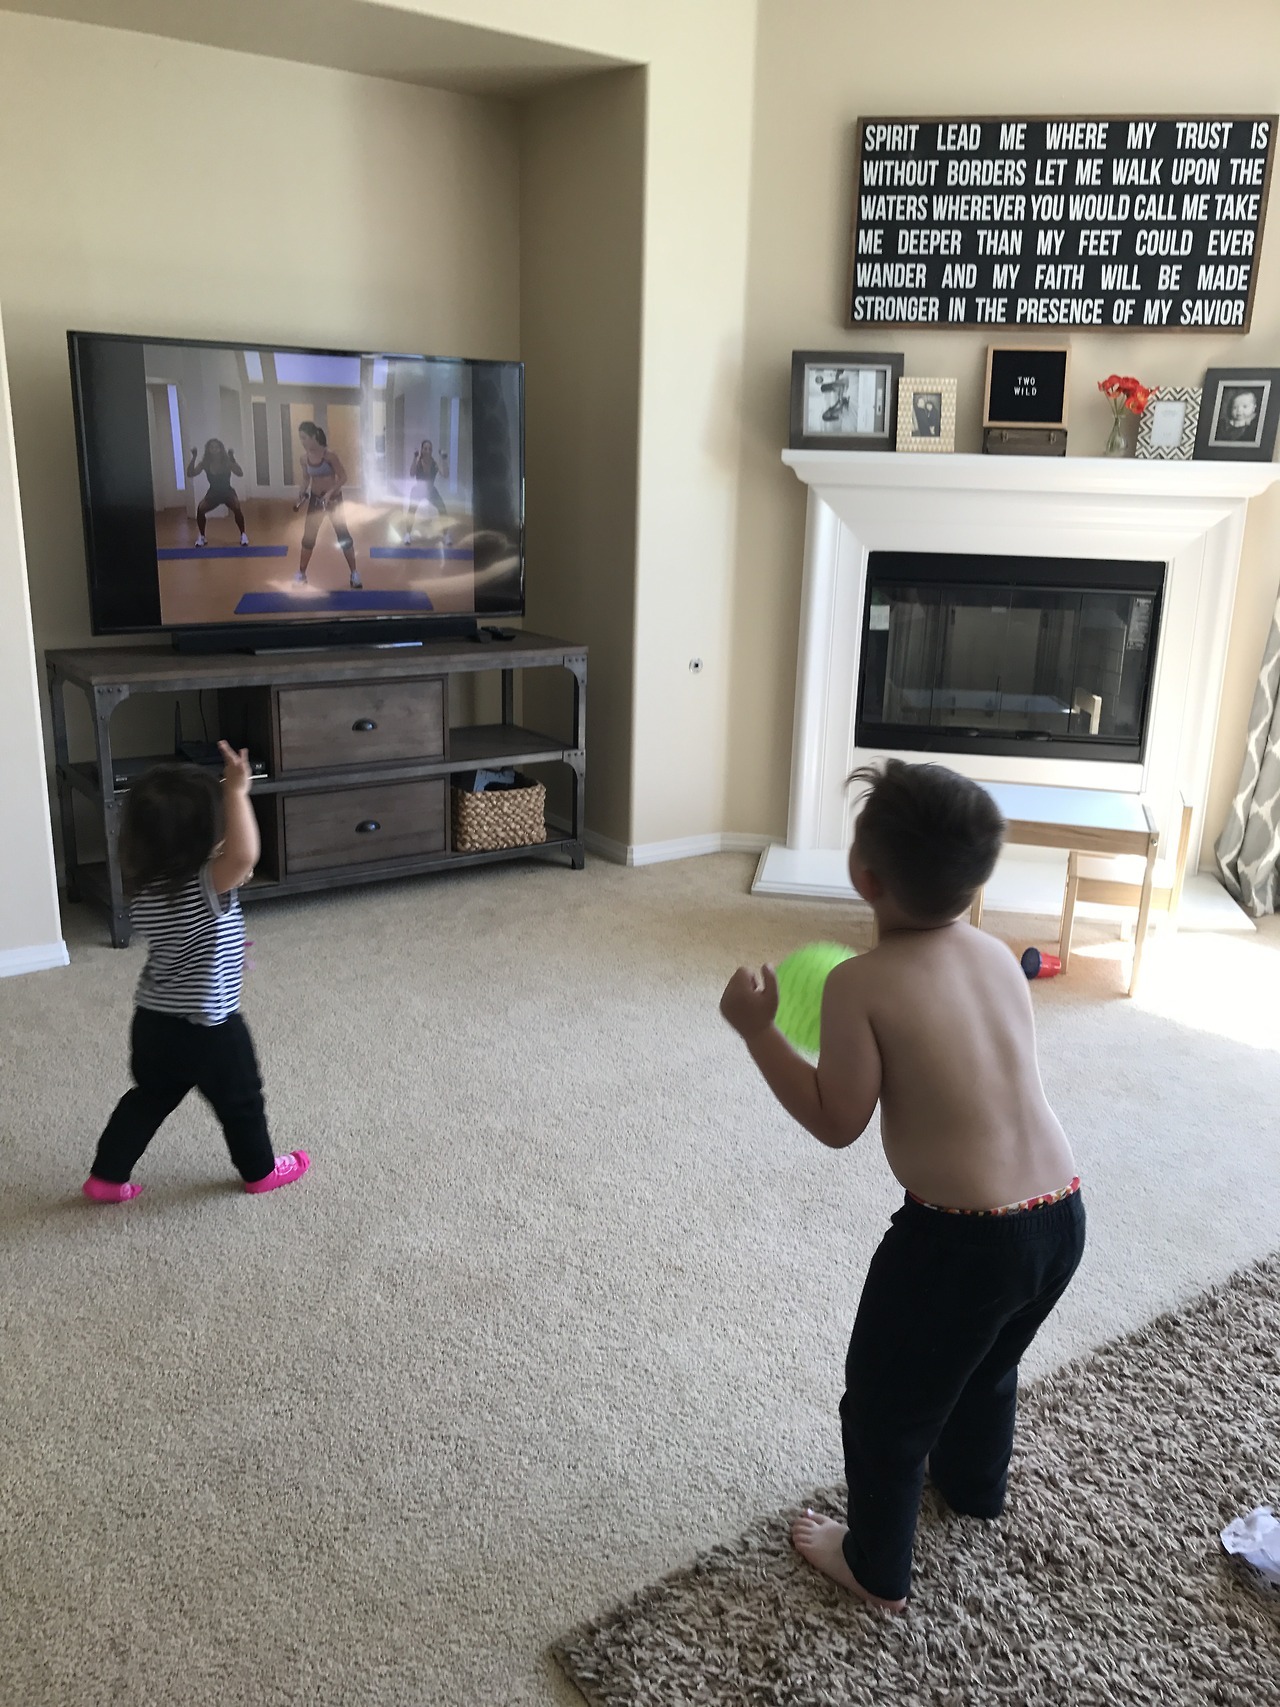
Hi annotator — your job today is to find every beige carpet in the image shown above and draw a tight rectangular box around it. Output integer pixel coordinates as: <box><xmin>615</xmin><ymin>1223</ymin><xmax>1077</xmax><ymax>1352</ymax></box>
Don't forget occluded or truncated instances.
<box><xmin>554</xmin><ymin>1253</ymin><xmax>1280</xmax><ymax>1706</ymax></box>
<box><xmin>2</xmin><ymin>854</ymin><xmax>1280</xmax><ymax>1707</ymax></box>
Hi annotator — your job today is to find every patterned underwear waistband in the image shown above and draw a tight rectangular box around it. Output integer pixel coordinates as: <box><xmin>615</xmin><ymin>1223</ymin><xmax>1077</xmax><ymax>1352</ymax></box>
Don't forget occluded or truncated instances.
<box><xmin>907</xmin><ymin>1175</ymin><xmax>1082</xmax><ymax>1217</ymax></box>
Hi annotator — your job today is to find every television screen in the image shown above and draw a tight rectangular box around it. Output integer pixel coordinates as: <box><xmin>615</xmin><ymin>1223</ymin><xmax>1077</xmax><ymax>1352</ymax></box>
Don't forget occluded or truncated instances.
<box><xmin>68</xmin><ymin>332</ymin><xmax>524</xmax><ymax>638</ymax></box>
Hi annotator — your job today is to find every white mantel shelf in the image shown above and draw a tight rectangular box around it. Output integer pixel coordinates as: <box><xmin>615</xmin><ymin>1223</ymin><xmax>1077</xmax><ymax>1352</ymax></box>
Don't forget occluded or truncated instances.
<box><xmin>782</xmin><ymin>448</ymin><xmax>1280</xmax><ymax>502</ymax></box>
<box><xmin>759</xmin><ymin>447</ymin><xmax>1280</xmax><ymax>917</ymax></box>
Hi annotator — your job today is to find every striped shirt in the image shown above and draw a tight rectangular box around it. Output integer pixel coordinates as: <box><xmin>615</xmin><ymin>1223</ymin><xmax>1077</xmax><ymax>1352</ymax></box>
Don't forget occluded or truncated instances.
<box><xmin>132</xmin><ymin>865</ymin><xmax>245</xmax><ymax>1025</ymax></box>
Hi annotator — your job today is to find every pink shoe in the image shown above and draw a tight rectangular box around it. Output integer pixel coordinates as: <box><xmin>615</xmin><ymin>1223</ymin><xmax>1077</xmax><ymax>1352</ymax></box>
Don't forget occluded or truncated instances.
<box><xmin>83</xmin><ymin>1176</ymin><xmax>143</xmax><ymax>1204</ymax></box>
<box><xmin>244</xmin><ymin>1150</ymin><xmax>311</xmax><ymax>1194</ymax></box>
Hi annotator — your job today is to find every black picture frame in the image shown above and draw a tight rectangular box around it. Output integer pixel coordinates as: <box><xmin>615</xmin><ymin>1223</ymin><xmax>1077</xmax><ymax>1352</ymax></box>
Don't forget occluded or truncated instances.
<box><xmin>789</xmin><ymin>350</ymin><xmax>903</xmax><ymax>450</ymax></box>
<box><xmin>1194</xmin><ymin>367</ymin><xmax>1280</xmax><ymax>461</ymax></box>
<box><xmin>983</xmin><ymin>344</ymin><xmax>1070</xmax><ymax>430</ymax></box>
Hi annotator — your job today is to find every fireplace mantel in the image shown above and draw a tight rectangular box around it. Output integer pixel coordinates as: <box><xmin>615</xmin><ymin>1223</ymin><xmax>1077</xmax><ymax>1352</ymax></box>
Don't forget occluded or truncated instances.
<box><xmin>780</xmin><ymin>449</ymin><xmax>1280</xmax><ymax>503</ymax></box>
<box><xmin>756</xmin><ymin>450</ymin><xmax>1280</xmax><ymax>907</ymax></box>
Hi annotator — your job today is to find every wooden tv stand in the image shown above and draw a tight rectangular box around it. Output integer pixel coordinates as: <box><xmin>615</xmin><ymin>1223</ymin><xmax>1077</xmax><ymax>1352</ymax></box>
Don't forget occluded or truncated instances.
<box><xmin>46</xmin><ymin>633</ymin><xmax>586</xmax><ymax>947</ymax></box>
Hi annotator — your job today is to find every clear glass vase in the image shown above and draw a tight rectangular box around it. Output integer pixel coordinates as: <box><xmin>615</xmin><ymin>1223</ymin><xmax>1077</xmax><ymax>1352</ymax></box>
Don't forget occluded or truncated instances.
<box><xmin>1104</xmin><ymin>413</ymin><xmax>1128</xmax><ymax>457</ymax></box>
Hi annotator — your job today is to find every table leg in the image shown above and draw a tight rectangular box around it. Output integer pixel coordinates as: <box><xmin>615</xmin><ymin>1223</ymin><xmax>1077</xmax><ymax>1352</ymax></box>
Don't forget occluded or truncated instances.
<box><xmin>91</xmin><ymin>685</ymin><xmax>131</xmax><ymax>948</ymax></box>
<box><xmin>1129</xmin><ymin>839</ymin><xmax>1158</xmax><ymax>997</ymax></box>
<box><xmin>969</xmin><ymin>887</ymin><xmax>984</xmax><ymax>930</ymax></box>
<box><xmin>1059</xmin><ymin>852</ymin><xmax>1079</xmax><ymax>974</ymax></box>
<box><xmin>46</xmin><ymin>663</ymin><xmax>81</xmax><ymax>902</ymax></box>
<box><xmin>1169</xmin><ymin>798</ymin><xmax>1192</xmax><ymax>925</ymax></box>
<box><xmin>565</xmin><ymin>657</ymin><xmax>587</xmax><ymax>870</ymax></box>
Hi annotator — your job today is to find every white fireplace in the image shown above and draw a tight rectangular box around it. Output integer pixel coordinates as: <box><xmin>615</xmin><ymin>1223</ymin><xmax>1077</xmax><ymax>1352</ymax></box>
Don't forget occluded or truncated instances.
<box><xmin>754</xmin><ymin>451</ymin><xmax>1280</xmax><ymax>910</ymax></box>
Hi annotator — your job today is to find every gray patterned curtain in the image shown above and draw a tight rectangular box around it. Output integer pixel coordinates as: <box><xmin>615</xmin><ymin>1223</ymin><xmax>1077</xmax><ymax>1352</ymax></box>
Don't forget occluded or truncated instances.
<box><xmin>1217</xmin><ymin>598</ymin><xmax>1280</xmax><ymax>915</ymax></box>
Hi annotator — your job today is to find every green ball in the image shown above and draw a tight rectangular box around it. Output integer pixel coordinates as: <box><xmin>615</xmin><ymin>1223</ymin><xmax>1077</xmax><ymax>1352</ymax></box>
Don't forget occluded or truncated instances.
<box><xmin>774</xmin><ymin>941</ymin><xmax>856</xmax><ymax>1055</ymax></box>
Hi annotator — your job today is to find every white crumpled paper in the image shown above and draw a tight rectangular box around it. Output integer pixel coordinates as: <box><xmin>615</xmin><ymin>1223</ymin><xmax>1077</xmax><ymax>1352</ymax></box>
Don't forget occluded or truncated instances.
<box><xmin>1221</xmin><ymin>1506</ymin><xmax>1280</xmax><ymax>1585</ymax></box>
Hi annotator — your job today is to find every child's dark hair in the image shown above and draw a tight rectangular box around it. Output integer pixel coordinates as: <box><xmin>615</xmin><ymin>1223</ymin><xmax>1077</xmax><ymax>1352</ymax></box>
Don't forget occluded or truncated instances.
<box><xmin>850</xmin><ymin>760</ymin><xmax>1004</xmax><ymax>923</ymax></box>
<box><xmin>118</xmin><ymin>764</ymin><xmax>223</xmax><ymax>897</ymax></box>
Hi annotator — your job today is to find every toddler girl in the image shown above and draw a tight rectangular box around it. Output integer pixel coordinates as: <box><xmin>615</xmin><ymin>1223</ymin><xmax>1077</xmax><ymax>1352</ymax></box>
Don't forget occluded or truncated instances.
<box><xmin>83</xmin><ymin>742</ymin><xmax>309</xmax><ymax>1202</ymax></box>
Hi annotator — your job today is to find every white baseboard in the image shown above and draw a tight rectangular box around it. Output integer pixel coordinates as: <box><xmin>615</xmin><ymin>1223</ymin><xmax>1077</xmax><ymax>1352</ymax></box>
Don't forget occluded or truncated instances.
<box><xmin>548</xmin><ymin>815</ymin><xmax>776</xmax><ymax>868</ymax></box>
<box><xmin>0</xmin><ymin>939</ymin><xmax>70</xmax><ymax>978</ymax></box>
<box><xmin>624</xmin><ymin>832</ymin><xmax>773</xmax><ymax>867</ymax></box>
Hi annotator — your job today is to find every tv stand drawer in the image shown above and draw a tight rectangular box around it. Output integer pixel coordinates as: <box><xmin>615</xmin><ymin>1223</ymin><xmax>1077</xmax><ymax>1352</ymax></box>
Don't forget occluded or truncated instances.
<box><xmin>277</xmin><ymin>679</ymin><xmax>445</xmax><ymax>772</ymax></box>
<box><xmin>283</xmin><ymin>780</ymin><xmax>446</xmax><ymax>873</ymax></box>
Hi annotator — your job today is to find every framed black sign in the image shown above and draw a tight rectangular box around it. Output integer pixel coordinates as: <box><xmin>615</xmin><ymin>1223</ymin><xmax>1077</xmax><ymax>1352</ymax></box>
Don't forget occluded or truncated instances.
<box><xmin>983</xmin><ymin>344</ymin><xmax>1070</xmax><ymax>428</ymax></box>
<box><xmin>848</xmin><ymin>115</ymin><xmax>1276</xmax><ymax>331</ymax></box>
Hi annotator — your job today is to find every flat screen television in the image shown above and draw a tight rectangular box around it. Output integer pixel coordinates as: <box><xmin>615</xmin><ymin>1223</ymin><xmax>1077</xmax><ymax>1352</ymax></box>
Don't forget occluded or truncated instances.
<box><xmin>68</xmin><ymin>331</ymin><xmax>524</xmax><ymax>650</ymax></box>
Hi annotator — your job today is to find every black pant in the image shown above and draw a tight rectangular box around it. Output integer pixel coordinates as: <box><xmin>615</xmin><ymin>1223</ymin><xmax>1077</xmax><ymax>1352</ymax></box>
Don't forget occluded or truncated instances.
<box><xmin>840</xmin><ymin>1190</ymin><xmax>1085</xmax><ymax>1602</ymax></box>
<box><xmin>92</xmin><ymin>1007</ymin><xmax>275</xmax><ymax>1185</ymax></box>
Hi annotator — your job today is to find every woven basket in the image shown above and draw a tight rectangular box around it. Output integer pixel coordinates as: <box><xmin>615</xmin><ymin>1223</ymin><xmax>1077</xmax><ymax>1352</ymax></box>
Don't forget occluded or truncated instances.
<box><xmin>451</xmin><ymin>771</ymin><xmax>546</xmax><ymax>852</ymax></box>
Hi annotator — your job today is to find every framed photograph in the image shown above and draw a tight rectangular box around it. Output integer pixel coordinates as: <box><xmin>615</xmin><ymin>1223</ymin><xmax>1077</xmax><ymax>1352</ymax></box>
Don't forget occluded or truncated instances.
<box><xmin>896</xmin><ymin>377</ymin><xmax>957</xmax><ymax>453</ymax></box>
<box><xmin>789</xmin><ymin>350</ymin><xmax>903</xmax><ymax>450</ymax></box>
<box><xmin>983</xmin><ymin>345</ymin><xmax>1070</xmax><ymax>430</ymax></box>
<box><xmin>1135</xmin><ymin>387</ymin><xmax>1201</xmax><ymax>461</ymax></box>
<box><xmin>1194</xmin><ymin>368</ymin><xmax>1280</xmax><ymax>462</ymax></box>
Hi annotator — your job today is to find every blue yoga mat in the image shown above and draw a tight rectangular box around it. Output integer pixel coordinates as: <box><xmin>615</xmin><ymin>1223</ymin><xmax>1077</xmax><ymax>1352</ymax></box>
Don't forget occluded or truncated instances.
<box><xmin>234</xmin><ymin>589</ymin><xmax>435</xmax><ymax>615</ymax></box>
<box><xmin>368</xmin><ymin>547</ymin><xmax>473</xmax><ymax>561</ymax></box>
<box><xmin>159</xmin><ymin>546</ymin><xmax>289</xmax><ymax>560</ymax></box>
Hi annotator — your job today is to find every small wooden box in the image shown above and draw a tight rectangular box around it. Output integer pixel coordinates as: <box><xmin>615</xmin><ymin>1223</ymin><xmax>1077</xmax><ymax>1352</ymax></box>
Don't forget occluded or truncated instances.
<box><xmin>982</xmin><ymin>427</ymin><xmax>1068</xmax><ymax>457</ymax></box>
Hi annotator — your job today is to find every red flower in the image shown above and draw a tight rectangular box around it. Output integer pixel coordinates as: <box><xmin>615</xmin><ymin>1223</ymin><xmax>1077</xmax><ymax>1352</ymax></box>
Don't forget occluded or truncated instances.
<box><xmin>1099</xmin><ymin>373</ymin><xmax>1151</xmax><ymax>413</ymax></box>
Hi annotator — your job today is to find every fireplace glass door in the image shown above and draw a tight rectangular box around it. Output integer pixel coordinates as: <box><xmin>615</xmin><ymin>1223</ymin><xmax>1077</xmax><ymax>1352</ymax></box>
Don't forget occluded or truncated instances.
<box><xmin>857</xmin><ymin>553</ymin><xmax>1165</xmax><ymax>762</ymax></box>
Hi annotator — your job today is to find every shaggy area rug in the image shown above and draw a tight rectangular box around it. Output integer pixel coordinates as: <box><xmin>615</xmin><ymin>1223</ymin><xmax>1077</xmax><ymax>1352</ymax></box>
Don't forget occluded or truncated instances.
<box><xmin>554</xmin><ymin>1254</ymin><xmax>1280</xmax><ymax>1707</ymax></box>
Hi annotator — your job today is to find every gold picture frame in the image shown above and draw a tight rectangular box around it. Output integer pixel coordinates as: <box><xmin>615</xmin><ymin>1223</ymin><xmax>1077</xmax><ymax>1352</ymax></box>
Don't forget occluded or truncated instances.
<box><xmin>896</xmin><ymin>377</ymin><xmax>957</xmax><ymax>453</ymax></box>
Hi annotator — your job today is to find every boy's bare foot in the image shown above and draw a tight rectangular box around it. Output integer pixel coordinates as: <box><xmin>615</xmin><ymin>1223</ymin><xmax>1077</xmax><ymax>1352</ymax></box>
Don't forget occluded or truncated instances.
<box><xmin>790</xmin><ymin>1510</ymin><xmax>908</xmax><ymax>1613</ymax></box>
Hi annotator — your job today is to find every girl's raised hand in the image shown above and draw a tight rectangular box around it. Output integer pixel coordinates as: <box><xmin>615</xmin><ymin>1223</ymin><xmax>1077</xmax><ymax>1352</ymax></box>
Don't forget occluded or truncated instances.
<box><xmin>217</xmin><ymin>740</ymin><xmax>253</xmax><ymax>795</ymax></box>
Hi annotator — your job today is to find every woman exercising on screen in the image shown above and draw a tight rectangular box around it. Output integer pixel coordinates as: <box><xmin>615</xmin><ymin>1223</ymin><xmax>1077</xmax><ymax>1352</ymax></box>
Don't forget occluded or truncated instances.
<box><xmin>292</xmin><ymin>422</ymin><xmax>361</xmax><ymax>588</ymax></box>
<box><xmin>187</xmin><ymin>439</ymin><xmax>248</xmax><ymax>546</ymax></box>
<box><xmin>400</xmin><ymin>439</ymin><xmax>449</xmax><ymax>545</ymax></box>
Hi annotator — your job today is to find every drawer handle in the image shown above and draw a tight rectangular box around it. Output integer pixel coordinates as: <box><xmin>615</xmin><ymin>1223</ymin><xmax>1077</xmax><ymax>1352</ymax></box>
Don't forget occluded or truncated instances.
<box><xmin>355</xmin><ymin>819</ymin><xmax>381</xmax><ymax>834</ymax></box>
<box><xmin>352</xmin><ymin>718</ymin><xmax>378</xmax><ymax>732</ymax></box>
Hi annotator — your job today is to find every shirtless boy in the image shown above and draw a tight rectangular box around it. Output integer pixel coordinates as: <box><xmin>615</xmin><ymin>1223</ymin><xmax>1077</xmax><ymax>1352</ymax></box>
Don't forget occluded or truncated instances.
<box><xmin>720</xmin><ymin>760</ymin><xmax>1084</xmax><ymax>1612</ymax></box>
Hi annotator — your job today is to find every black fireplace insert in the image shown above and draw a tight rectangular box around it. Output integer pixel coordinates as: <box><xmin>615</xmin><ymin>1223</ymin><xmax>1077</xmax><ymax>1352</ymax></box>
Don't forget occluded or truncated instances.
<box><xmin>857</xmin><ymin>551</ymin><xmax>1165</xmax><ymax>762</ymax></box>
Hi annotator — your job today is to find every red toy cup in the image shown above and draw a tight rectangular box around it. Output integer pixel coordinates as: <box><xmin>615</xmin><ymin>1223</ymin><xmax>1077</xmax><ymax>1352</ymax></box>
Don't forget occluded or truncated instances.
<box><xmin>1021</xmin><ymin>947</ymin><xmax>1061</xmax><ymax>979</ymax></box>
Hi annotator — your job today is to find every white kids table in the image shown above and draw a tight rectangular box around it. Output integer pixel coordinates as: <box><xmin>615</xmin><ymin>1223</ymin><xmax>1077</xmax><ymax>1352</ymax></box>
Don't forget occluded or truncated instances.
<box><xmin>967</xmin><ymin>783</ymin><xmax>1190</xmax><ymax>997</ymax></box>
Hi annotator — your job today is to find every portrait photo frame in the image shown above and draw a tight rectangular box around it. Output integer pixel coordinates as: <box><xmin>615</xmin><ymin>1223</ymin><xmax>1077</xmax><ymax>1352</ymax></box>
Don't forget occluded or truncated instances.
<box><xmin>1194</xmin><ymin>367</ymin><xmax>1280</xmax><ymax>462</ymax></box>
<box><xmin>983</xmin><ymin>344</ymin><xmax>1070</xmax><ymax>431</ymax></box>
<box><xmin>896</xmin><ymin>376</ymin><xmax>957</xmax><ymax>453</ymax></box>
<box><xmin>789</xmin><ymin>350</ymin><xmax>904</xmax><ymax>451</ymax></box>
<box><xmin>1135</xmin><ymin>386</ymin><xmax>1201</xmax><ymax>462</ymax></box>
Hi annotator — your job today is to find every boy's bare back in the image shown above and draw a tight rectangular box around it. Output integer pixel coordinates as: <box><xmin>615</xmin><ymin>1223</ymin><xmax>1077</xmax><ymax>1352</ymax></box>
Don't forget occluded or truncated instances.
<box><xmin>824</xmin><ymin>921</ymin><xmax>1075</xmax><ymax>1211</ymax></box>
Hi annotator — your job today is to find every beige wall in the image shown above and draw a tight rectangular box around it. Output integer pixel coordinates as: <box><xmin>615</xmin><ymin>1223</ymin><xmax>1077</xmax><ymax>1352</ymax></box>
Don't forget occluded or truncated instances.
<box><xmin>396</xmin><ymin>0</ymin><xmax>760</xmax><ymax>849</ymax></box>
<box><xmin>2</xmin><ymin>0</ymin><xmax>763</xmax><ymax>921</ymax></box>
<box><xmin>731</xmin><ymin>0</ymin><xmax>1280</xmax><ymax>860</ymax></box>
<box><xmin>20</xmin><ymin>2</ymin><xmax>1267</xmax><ymax>888</ymax></box>
<box><xmin>0</xmin><ymin>307</ymin><xmax>64</xmax><ymax>968</ymax></box>
<box><xmin>0</xmin><ymin>9</ymin><xmax>522</xmax><ymax>943</ymax></box>
<box><xmin>519</xmin><ymin>70</ymin><xmax>645</xmax><ymax>846</ymax></box>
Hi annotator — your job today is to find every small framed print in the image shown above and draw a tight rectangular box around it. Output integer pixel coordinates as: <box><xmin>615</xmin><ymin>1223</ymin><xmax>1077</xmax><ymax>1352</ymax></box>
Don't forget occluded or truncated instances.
<box><xmin>789</xmin><ymin>350</ymin><xmax>903</xmax><ymax>450</ymax></box>
<box><xmin>983</xmin><ymin>344</ymin><xmax>1070</xmax><ymax>431</ymax></box>
<box><xmin>1194</xmin><ymin>368</ymin><xmax>1280</xmax><ymax>462</ymax></box>
<box><xmin>1135</xmin><ymin>387</ymin><xmax>1201</xmax><ymax>461</ymax></box>
<box><xmin>897</xmin><ymin>377</ymin><xmax>957</xmax><ymax>453</ymax></box>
